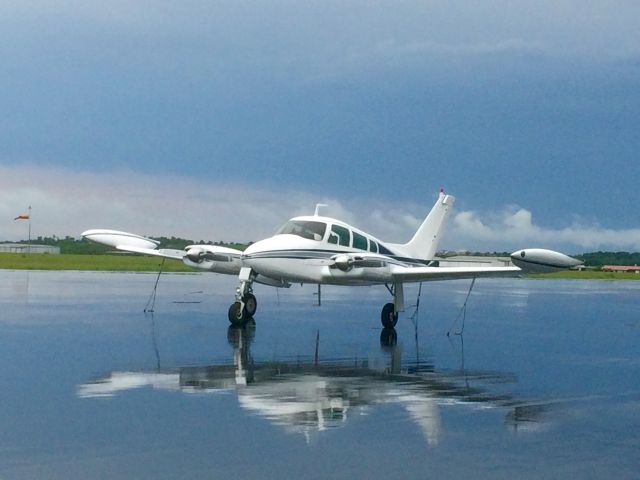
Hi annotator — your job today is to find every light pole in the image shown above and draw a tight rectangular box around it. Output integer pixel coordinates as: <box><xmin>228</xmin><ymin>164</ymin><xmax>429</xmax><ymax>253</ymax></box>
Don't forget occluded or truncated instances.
<box><xmin>27</xmin><ymin>205</ymin><xmax>32</xmax><ymax>254</ymax></box>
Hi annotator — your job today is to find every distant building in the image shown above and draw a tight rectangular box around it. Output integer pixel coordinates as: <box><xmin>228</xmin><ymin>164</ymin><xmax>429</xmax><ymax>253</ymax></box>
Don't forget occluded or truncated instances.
<box><xmin>601</xmin><ymin>265</ymin><xmax>640</xmax><ymax>273</ymax></box>
<box><xmin>0</xmin><ymin>244</ymin><xmax>61</xmax><ymax>254</ymax></box>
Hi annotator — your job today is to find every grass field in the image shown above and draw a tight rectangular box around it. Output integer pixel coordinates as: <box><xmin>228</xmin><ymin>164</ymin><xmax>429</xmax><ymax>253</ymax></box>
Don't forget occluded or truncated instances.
<box><xmin>0</xmin><ymin>253</ymin><xmax>193</xmax><ymax>272</ymax></box>
<box><xmin>527</xmin><ymin>270</ymin><xmax>640</xmax><ymax>280</ymax></box>
<box><xmin>2</xmin><ymin>253</ymin><xmax>640</xmax><ymax>280</ymax></box>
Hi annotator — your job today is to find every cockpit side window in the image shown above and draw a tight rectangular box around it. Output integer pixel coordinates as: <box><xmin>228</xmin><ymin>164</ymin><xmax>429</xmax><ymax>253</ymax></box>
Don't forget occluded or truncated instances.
<box><xmin>369</xmin><ymin>239</ymin><xmax>378</xmax><ymax>253</ymax></box>
<box><xmin>378</xmin><ymin>243</ymin><xmax>393</xmax><ymax>255</ymax></box>
<box><xmin>277</xmin><ymin>221</ymin><xmax>327</xmax><ymax>241</ymax></box>
<box><xmin>352</xmin><ymin>231</ymin><xmax>367</xmax><ymax>251</ymax></box>
<box><xmin>328</xmin><ymin>224</ymin><xmax>350</xmax><ymax>246</ymax></box>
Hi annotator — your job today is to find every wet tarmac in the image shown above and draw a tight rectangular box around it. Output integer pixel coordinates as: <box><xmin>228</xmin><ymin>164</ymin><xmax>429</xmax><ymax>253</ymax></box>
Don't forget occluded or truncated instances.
<box><xmin>1</xmin><ymin>270</ymin><xmax>639</xmax><ymax>479</ymax></box>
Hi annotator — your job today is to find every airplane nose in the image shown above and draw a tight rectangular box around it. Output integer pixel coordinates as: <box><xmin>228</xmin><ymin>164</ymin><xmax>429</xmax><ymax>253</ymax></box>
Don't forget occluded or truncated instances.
<box><xmin>243</xmin><ymin>240</ymin><xmax>264</xmax><ymax>256</ymax></box>
<box><xmin>512</xmin><ymin>249</ymin><xmax>526</xmax><ymax>259</ymax></box>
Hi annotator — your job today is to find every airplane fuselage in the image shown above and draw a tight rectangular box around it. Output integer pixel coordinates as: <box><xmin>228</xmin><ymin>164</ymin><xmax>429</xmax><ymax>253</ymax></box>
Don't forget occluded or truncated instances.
<box><xmin>242</xmin><ymin>215</ymin><xmax>404</xmax><ymax>285</ymax></box>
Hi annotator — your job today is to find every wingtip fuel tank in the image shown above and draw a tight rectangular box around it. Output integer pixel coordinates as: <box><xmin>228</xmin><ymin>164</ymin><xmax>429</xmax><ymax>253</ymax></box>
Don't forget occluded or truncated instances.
<box><xmin>510</xmin><ymin>248</ymin><xmax>582</xmax><ymax>273</ymax></box>
<box><xmin>81</xmin><ymin>229</ymin><xmax>160</xmax><ymax>250</ymax></box>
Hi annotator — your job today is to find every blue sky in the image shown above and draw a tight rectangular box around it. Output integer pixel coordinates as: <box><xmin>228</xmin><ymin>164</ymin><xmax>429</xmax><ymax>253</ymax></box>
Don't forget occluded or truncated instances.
<box><xmin>2</xmin><ymin>1</ymin><xmax>640</xmax><ymax>252</ymax></box>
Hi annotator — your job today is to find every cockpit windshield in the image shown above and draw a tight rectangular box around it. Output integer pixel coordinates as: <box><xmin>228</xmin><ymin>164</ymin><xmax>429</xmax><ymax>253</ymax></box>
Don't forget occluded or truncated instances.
<box><xmin>276</xmin><ymin>220</ymin><xmax>327</xmax><ymax>241</ymax></box>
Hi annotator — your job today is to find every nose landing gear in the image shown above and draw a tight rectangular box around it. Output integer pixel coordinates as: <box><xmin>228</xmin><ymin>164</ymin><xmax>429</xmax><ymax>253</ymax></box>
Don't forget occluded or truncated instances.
<box><xmin>228</xmin><ymin>268</ymin><xmax>258</xmax><ymax>326</ymax></box>
<box><xmin>228</xmin><ymin>293</ymin><xmax>257</xmax><ymax>326</ymax></box>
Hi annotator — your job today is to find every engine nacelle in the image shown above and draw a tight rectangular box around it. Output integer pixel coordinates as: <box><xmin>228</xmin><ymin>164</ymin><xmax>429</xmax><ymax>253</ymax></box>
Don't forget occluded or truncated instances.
<box><xmin>333</xmin><ymin>254</ymin><xmax>353</xmax><ymax>272</ymax></box>
<box><xmin>185</xmin><ymin>246</ymin><xmax>206</xmax><ymax>263</ymax></box>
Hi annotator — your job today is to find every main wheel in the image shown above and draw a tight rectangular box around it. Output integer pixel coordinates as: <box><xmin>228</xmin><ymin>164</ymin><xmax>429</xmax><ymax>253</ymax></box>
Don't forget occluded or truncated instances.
<box><xmin>228</xmin><ymin>301</ymin><xmax>246</xmax><ymax>326</ymax></box>
<box><xmin>243</xmin><ymin>293</ymin><xmax>257</xmax><ymax>317</ymax></box>
<box><xmin>381</xmin><ymin>302</ymin><xmax>398</xmax><ymax>328</ymax></box>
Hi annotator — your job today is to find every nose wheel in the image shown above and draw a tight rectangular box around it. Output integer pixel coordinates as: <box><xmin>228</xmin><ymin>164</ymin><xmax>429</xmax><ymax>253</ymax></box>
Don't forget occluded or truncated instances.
<box><xmin>228</xmin><ymin>293</ymin><xmax>257</xmax><ymax>326</ymax></box>
<box><xmin>243</xmin><ymin>293</ymin><xmax>257</xmax><ymax>317</ymax></box>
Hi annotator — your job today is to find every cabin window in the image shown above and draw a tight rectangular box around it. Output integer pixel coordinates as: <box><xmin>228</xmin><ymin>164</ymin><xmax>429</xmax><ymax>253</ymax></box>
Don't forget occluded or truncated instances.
<box><xmin>378</xmin><ymin>243</ymin><xmax>393</xmax><ymax>255</ymax></box>
<box><xmin>277</xmin><ymin>221</ymin><xmax>327</xmax><ymax>241</ymax></box>
<box><xmin>369</xmin><ymin>239</ymin><xmax>378</xmax><ymax>253</ymax></box>
<box><xmin>352</xmin><ymin>231</ymin><xmax>367</xmax><ymax>251</ymax></box>
<box><xmin>328</xmin><ymin>224</ymin><xmax>350</xmax><ymax>246</ymax></box>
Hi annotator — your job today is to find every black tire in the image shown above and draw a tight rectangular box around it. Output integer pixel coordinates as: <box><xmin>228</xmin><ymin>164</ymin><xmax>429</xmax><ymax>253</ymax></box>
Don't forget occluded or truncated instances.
<box><xmin>243</xmin><ymin>293</ymin><xmax>257</xmax><ymax>317</ymax></box>
<box><xmin>228</xmin><ymin>301</ymin><xmax>246</xmax><ymax>326</ymax></box>
<box><xmin>381</xmin><ymin>302</ymin><xmax>398</xmax><ymax>328</ymax></box>
<box><xmin>380</xmin><ymin>327</ymin><xmax>398</xmax><ymax>347</ymax></box>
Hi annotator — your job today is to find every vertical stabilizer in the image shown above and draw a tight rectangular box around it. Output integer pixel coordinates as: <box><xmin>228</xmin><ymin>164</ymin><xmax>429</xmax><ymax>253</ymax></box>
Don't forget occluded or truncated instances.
<box><xmin>397</xmin><ymin>191</ymin><xmax>455</xmax><ymax>260</ymax></box>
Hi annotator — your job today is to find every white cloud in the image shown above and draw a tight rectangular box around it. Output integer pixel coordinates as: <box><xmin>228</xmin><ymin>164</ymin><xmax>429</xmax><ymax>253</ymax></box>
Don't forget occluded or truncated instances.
<box><xmin>1</xmin><ymin>165</ymin><xmax>639</xmax><ymax>253</ymax></box>
<box><xmin>0</xmin><ymin>165</ymin><xmax>417</xmax><ymax>243</ymax></box>
<box><xmin>450</xmin><ymin>208</ymin><xmax>640</xmax><ymax>253</ymax></box>
<box><xmin>0</xmin><ymin>165</ymin><xmax>302</xmax><ymax>242</ymax></box>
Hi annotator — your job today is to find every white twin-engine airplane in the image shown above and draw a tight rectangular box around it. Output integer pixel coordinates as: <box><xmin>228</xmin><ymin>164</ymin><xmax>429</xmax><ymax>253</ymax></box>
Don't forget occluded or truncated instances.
<box><xmin>82</xmin><ymin>191</ymin><xmax>581</xmax><ymax>328</ymax></box>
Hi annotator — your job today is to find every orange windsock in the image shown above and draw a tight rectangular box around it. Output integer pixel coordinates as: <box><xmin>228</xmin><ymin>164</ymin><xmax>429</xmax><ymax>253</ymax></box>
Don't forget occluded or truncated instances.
<box><xmin>14</xmin><ymin>214</ymin><xmax>30</xmax><ymax>221</ymax></box>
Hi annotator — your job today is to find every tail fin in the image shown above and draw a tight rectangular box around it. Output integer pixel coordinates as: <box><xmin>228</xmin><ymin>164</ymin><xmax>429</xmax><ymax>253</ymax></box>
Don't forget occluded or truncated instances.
<box><xmin>394</xmin><ymin>191</ymin><xmax>455</xmax><ymax>260</ymax></box>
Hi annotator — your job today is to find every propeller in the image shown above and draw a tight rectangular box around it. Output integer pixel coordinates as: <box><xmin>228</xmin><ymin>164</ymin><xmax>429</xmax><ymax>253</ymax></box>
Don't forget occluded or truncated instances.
<box><xmin>333</xmin><ymin>254</ymin><xmax>354</xmax><ymax>272</ymax></box>
<box><xmin>185</xmin><ymin>246</ymin><xmax>206</xmax><ymax>263</ymax></box>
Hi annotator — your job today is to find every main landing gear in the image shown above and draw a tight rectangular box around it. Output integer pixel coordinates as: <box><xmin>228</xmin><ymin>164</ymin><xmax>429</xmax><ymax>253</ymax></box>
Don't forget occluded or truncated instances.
<box><xmin>381</xmin><ymin>303</ymin><xmax>398</xmax><ymax>328</ymax></box>
<box><xmin>227</xmin><ymin>275</ymin><xmax>407</xmax><ymax>329</ymax></box>
<box><xmin>228</xmin><ymin>267</ymin><xmax>258</xmax><ymax>326</ymax></box>
<box><xmin>381</xmin><ymin>282</ymin><xmax>404</xmax><ymax>329</ymax></box>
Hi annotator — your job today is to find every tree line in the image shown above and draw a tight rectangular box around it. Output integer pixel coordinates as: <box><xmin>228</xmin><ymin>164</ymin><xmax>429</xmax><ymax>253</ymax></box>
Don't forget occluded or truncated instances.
<box><xmin>3</xmin><ymin>236</ymin><xmax>248</xmax><ymax>255</ymax></box>
<box><xmin>574</xmin><ymin>251</ymin><xmax>640</xmax><ymax>267</ymax></box>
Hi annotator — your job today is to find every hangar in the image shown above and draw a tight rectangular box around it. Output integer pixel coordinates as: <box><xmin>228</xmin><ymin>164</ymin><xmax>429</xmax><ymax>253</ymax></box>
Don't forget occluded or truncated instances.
<box><xmin>0</xmin><ymin>244</ymin><xmax>61</xmax><ymax>254</ymax></box>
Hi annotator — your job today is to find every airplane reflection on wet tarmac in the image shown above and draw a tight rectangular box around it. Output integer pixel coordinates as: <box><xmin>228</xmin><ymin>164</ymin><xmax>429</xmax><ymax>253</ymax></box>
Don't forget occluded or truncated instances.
<box><xmin>78</xmin><ymin>326</ymin><xmax>553</xmax><ymax>444</ymax></box>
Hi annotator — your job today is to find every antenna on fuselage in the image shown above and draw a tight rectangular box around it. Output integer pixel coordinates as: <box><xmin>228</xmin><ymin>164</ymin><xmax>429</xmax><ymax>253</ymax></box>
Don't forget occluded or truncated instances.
<box><xmin>314</xmin><ymin>203</ymin><xmax>328</xmax><ymax>216</ymax></box>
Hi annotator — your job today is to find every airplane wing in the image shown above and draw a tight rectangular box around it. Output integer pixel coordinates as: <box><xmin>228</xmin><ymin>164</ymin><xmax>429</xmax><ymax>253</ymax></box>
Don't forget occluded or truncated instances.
<box><xmin>316</xmin><ymin>248</ymin><xmax>579</xmax><ymax>283</ymax></box>
<box><xmin>390</xmin><ymin>248</ymin><xmax>582</xmax><ymax>282</ymax></box>
<box><xmin>390</xmin><ymin>265</ymin><xmax>522</xmax><ymax>282</ymax></box>
<box><xmin>81</xmin><ymin>229</ymin><xmax>244</xmax><ymax>271</ymax></box>
<box><xmin>116</xmin><ymin>244</ymin><xmax>186</xmax><ymax>260</ymax></box>
<box><xmin>82</xmin><ymin>229</ymin><xmax>190</xmax><ymax>259</ymax></box>
<box><xmin>314</xmin><ymin>251</ymin><xmax>558</xmax><ymax>282</ymax></box>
